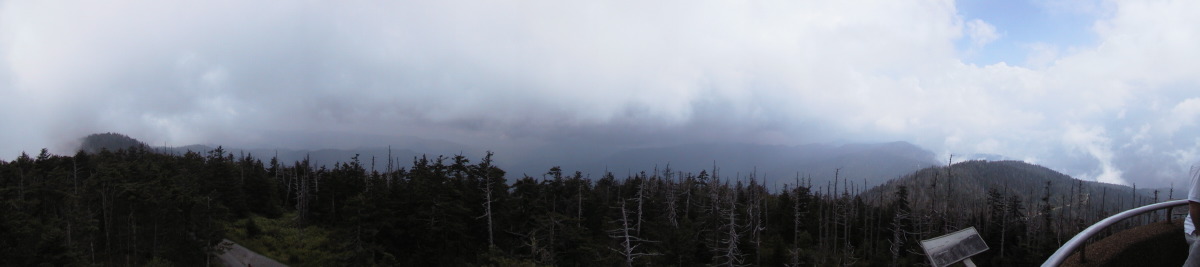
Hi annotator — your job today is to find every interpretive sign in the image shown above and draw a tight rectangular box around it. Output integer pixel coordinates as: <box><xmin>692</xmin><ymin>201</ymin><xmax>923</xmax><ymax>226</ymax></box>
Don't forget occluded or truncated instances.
<box><xmin>919</xmin><ymin>226</ymin><xmax>988</xmax><ymax>267</ymax></box>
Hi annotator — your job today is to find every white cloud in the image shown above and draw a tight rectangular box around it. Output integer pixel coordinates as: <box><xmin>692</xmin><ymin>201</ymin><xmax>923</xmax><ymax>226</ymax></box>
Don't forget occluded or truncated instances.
<box><xmin>1171</xmin><ymin>139</ymin><xmax>1200</xmax><ymax>174</ymax></box>
<box><xmin>0</xmin><ymin>0</ymin><xmax>971</xmax><ymax>150</ymax></box>
<box><xmin>1023</xmin><ymin>42</ymin><xmax>1060</xmax><ymax>69</ymax></box>
<box><xmin>1062</xmin><ymin>124</ymin><xmax>1127</xmax><ymax>185</ymax></box>
<box><xmin>1084</xmin><ymin>0</ymin><xmax>1200</xmax><ymax>86</ymax></box>
<box><xmin>966</xmin><ymin>19</ymin><xmax>1000</xmax><ymax>48</ymax></box>
<box><xmin>1162</xmin><ymin>98</ymin><xmax>1200</xmax><ymax>135</ymax></box>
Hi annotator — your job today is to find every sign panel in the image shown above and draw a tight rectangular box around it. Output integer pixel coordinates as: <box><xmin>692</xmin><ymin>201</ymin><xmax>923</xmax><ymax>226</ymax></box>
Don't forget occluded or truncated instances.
<box><xmin>919</xmin><ymin>227</ymin><xmax>989</xmax><ymax>267</ymax></box>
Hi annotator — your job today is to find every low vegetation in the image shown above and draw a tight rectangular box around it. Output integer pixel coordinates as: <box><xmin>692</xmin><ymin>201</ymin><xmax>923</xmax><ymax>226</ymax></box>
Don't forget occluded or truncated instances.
<box><xmin>226</xmin><ymin>214</ymin><xmax>339</xmax><ymax>266</ymax></box>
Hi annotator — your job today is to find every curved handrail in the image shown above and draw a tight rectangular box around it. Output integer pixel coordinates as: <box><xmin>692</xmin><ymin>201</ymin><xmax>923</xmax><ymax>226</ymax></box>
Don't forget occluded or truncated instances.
<box><xmin>1042</xmin><ymin>199</ymin><xmax>1189</xmax><ymax>267</ymax></box>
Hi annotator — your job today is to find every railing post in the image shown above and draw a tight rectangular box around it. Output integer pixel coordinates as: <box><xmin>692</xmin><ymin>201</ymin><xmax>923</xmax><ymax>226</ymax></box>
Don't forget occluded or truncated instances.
<box><xmin>1168</xmin><ymin>206</ymin><xmax>1174</xmax><ymax>222</ymax></box>
<box><xmin>1079</xmin><ymin>237</ymin><xmax>1087</xmax><ymax>263</ymax></box>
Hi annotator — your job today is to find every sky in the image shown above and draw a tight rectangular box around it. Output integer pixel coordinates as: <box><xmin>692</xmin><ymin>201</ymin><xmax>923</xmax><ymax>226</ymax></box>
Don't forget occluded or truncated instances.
<box><xmin>2</xmin><ymin>0</ymin><xmax>1199</xmax><ymax>188</ymax></box>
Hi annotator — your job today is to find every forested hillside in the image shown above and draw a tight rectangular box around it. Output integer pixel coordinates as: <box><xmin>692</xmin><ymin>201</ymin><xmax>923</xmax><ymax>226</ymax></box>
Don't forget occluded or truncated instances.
<box><xmin>863</xmin><ymin>160</ymin><xmax>1172</xmax><ymax>265</ymax></box>
<box><xmin>0</xmin><ymin>142</ymin><xmax>1162</xmax><ymax>266</ymax></box>
<box><xmin>864</xmin><ymin>160</ymin><xmax>1167</xmax><ymax>231</ymax></box>
<box><xmin>0</xmin><ymin>148</ymin><xmax>235</xmax><ymax>266</ymax></box>
<box><xmin>79</xmin><ymin>132</ymin><xmax>149</xmax><ymax>154</ymax></box>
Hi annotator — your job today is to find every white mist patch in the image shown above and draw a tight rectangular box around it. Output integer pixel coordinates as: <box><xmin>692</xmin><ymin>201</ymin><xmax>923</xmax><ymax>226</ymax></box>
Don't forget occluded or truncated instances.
<box><xmin>1062</xmin><ymin>124</ymin><xmax>1127</xmax><ymax>185</ymax></box>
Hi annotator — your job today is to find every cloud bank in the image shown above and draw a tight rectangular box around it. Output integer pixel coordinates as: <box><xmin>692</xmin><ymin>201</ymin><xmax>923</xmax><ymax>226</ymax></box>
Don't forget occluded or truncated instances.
<box><xmin>2</xmin><ymin>0</ymin><xmax>1199</xmax><ymax>187</ymax></box>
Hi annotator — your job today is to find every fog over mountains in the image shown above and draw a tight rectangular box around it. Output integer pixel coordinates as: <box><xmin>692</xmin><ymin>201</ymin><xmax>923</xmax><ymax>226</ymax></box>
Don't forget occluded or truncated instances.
<box><xmin>7</xmin><ymin>1</ymin><xmax>1200</xmax><ymax>188</ymax></box>
<box><xmin>530</xmin><ymin>141</ymin><xmax>939</xmax><ymax>188</ymax></box>
<box><xmin>84</xmin><ymin>133</ymin><xmax>940</xmax><ymax>187</ymax></box>
<box><xmin>183</xmin><ymin>141</ymin><xmax>939</xmax><ymax>189</ymax></box>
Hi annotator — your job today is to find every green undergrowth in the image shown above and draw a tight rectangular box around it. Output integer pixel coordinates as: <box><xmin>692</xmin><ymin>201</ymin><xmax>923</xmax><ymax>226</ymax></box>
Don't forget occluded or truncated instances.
<box><xmin>226</xmin><ymin>213</ymin><xmax>340</xmax><ymax>266</ymax></box>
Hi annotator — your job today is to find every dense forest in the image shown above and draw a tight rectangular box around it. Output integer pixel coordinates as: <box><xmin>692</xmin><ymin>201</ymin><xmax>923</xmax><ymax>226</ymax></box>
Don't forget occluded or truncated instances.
<box><xmin>0</xmin><ymin>134</ymin><xmax>1168</xmax><ymax>266</ymax></box>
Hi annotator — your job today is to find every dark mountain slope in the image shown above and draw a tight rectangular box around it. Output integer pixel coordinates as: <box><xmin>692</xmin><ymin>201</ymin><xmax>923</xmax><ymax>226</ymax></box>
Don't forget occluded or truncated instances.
<box><xmin>558</xmin><ymin>141</ymin><xmax>939</xmax><ymax>188</ymax></box>
<box><xmin>79</xmin><ymin>132</ymin><xmax>149</xmax><ymax>153</ymax></box>
<box><xmin>862</xmin><ymin>160</ymin><xmax>1159</xmax><ymax>218</ymax></box>
<box><xmin>81</xmin><ymin>132</ymin><xmax>937</xmax><ymax>188</ymax></box>
<box><xmin>156</xmin><ymin>145</ymin><xmax>422</xmax><ymax>172</ymax></box>
<box><xmin>164</xmin><ymin>139</ymin><xmax>940</xmax><ymax>186</ymax></box>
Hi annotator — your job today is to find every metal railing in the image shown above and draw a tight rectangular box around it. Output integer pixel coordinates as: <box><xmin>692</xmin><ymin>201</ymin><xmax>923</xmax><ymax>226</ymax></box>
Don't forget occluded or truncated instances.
<box><xmin>1042</xmin><ymin>199</ymin><xmax>1189</xmax><ymax>267</ymax></box>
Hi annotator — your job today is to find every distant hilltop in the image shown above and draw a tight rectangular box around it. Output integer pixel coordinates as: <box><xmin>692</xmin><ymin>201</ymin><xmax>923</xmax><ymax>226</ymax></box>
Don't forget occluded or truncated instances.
<box><xmin>862</xmin><ymin>160</ymin><xmax>1160</xmax><ymax>215</ymax></box>
<box><xmin>78</xmin><ymin>132</ymin><xmax>149</xmax><ymax>154</ymax></box>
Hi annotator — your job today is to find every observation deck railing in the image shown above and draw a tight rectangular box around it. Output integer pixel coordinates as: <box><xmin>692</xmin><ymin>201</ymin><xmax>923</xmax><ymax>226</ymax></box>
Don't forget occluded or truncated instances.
<box><xmin>1042</xmin><ymin>199</ymin><xmax>1188</xmax><ymax>267</ymax></box>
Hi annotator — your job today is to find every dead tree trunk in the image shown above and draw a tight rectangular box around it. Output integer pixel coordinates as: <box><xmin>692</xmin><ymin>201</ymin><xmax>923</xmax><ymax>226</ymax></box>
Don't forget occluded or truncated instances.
<box><xmin>609</xmin><ymin>197</ymin><xmax>658</xmax><ymax>266</ymax></box>
<box><xmin>479</xmin><ymin>177</ymin><xmax>495</xmax><ymax>248</ymax></box>
<box><xmin>719</xmin><ymin>186</ymin><xmax>745</xmax><ymax>266</ymax></box>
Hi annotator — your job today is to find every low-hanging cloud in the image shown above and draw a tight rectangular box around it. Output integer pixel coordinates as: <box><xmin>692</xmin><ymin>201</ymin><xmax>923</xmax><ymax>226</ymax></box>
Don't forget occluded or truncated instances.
<box><xmin>2</xmin><ymin>0</ymin><xmax>1199</xmax><ymax>187</ymax></box>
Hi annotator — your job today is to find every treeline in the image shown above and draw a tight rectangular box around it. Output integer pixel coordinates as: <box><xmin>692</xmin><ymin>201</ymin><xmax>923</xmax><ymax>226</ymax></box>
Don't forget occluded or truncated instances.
<box><xmin>0</xmin><ymin>148</ymin><xmax>234</xmax><ymax>266</ymax></box>
<box><xmin>2</xmin><ymin>147</ymin><xmax>1124</xmax><ymax>266</ymax></box>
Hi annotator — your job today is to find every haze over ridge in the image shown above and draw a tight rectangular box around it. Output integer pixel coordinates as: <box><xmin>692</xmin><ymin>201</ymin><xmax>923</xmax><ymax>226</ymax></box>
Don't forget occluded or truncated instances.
<box><xmin>91</xmin><ymin>132</ymin><xmax>938</xmax><ymax>188</ymax></box>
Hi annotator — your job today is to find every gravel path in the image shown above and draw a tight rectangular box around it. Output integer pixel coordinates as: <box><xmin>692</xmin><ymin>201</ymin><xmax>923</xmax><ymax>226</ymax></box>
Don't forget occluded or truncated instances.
<box><xmin>215</xmin><ymin>239</ymin><xmax>288</xmax><ymax>267</ymax></box>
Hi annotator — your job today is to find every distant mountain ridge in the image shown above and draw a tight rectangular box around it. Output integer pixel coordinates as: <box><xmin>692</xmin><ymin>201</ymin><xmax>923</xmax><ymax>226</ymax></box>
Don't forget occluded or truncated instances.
<box><xmin>518</xmin><ymin>141</ymin><xmax>940</xmax><ymax>188</ymax></box>
<box><xmin>77</xmin><ymin>133</ymin><xmax>427</xmax><ymax>172</ymax></box>
<box><xmin>157</xmin><ymin>144</ymin><xmax>423</xmax><ymax>172</ymax></box>
<box><xmin>79</xmin><ymin>132</ymin><xmax>149</xmax><ymax>154</ymax></box>
<box><xmin>76</xmin><ymin>133</ymin><xmax>939</xmax><ymax>187</ymax></box>
<box><xmin>861</xmin><ymin>160</ymin><xmax>1162</xmax><ymax>217</ymax></box>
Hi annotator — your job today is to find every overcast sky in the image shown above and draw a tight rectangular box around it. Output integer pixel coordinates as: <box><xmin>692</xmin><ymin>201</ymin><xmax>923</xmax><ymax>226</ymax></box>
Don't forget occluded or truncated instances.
<box><xmin>2</xmin><ymin>0</ymin><xmax>1199</xmax><ymax>187</ymax></box>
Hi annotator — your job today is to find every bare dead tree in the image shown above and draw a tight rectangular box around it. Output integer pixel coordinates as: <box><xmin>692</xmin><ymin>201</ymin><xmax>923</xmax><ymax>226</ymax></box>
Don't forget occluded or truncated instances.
<box><xmin>786</xmin><ymin>180</ymin><xmax>811</xmax><ymax>267</ymax></box>
<box><xmin>757</xmin><ymin>174</ymin><xmax>768</xmax><ymax>265</ymax></box>
<box><xmin>295</xmin><ymin>159</ymin><xmax>311</xmax><ymax>224</ymax></box>
<box><xmin>385</xmin><ymin>147</ymin><xmax>393</xmax><ymax>188</ymax></box>
<box><xmin>665</xmin><ymin>171</ymin><xmax>679</xmax><ymax>228</ymax></box>
<box><xmin>746</xmin><ymin>173</ymin><xmax>766</xmax><ymax>265</ymax></box>
<box><xmin>821</xmin><ymin>180</ymin><xmax>831</xmax><ymax>259</ymax></box>
<box><xmin>890</xmin><ymin>227</ymin><xmax>905</xmax><ymax>264</ymax></box>
<box><xmin>683</xmin><ymin>171</ymin><xmax>693</xmax><ymax>221</ymax></box>
<box><xmin>578</xmin><ymin>175</ymin><xmax>585</xmax><ymax>228</ymax></box>
<box><xmin>835</xmin><ymin>176</ymin><xmax>858</xmax><ymax>266</ymax></box>
<box><xmin>609</xmin><ymin>197</ymin><xmax>659</xmax><ymax>266</ymax></box>
<box><xmin>716</xmin><ymin>185</ymin><xmax>747</xmax><ymax>267</ymax></box>
<box><xmin>478</xmin><ymin>174</ymin><xmax>496</xmax><ymax>248</ymax></box>
<box><xmin>708</xmin><ymin>170</ymin><xmax>724</xmax><ymax>253</ymax></box>
<box><xmin>636</xmin><ymin>173</ymin><xmax>647</xmax><ymax>235</ymax></box>
<box><xmin>793</xmin><ymin>178</ymin><xmax>802</xmax><ymax>246</ymax></box>
<box><xmin>1000</xmin><ymin>184</ymin><xmax>1010</xmax><ymax>258</ymax></box>
<box><xmin>507</xmin><ymin>228</ymin><xmax>550</xmax><ymax>264</ymax></box>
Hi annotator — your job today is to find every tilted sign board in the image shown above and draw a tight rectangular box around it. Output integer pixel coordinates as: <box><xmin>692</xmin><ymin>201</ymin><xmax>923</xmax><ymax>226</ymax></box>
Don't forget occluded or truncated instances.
<box><xmin>920</xmin><ymin>227</ymin><xmax>989</xmax><ymax>267</ymax></box>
